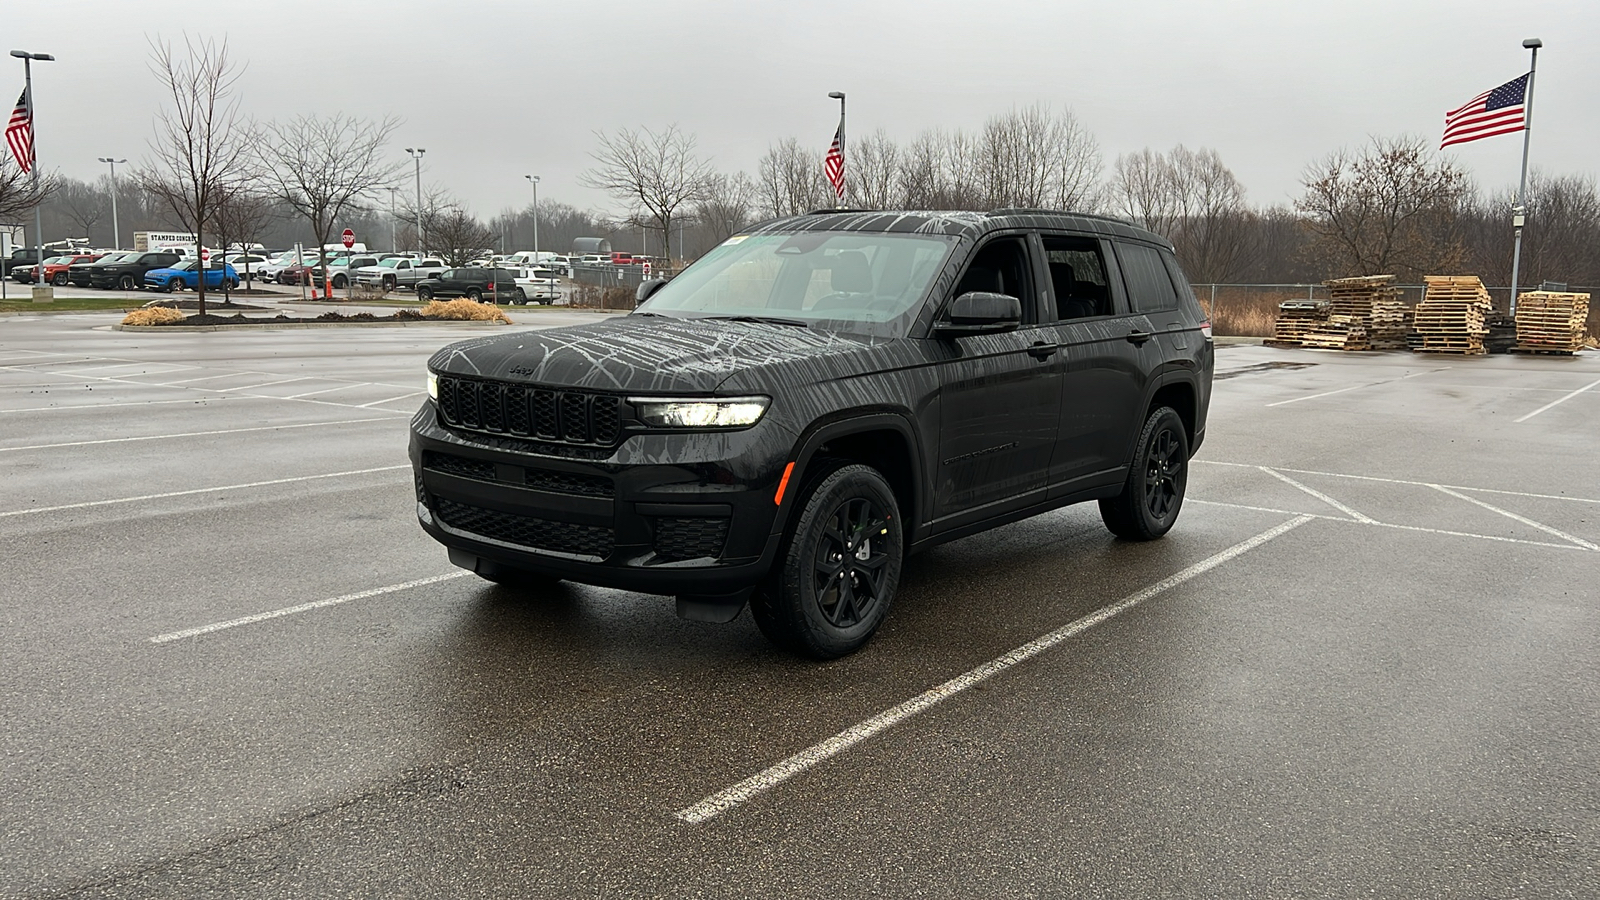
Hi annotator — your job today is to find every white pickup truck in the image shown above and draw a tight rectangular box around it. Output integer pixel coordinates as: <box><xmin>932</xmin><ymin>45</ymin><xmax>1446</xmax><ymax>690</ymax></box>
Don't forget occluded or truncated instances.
<box><xmin>354</xmin><ymin>256</ymin><xmax>446</xmax><ymax>291</ymax></box>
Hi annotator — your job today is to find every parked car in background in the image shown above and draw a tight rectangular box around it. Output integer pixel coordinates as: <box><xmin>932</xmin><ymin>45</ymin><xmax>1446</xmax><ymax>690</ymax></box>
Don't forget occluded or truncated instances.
<box><xmin>415</xmin><ymin>267</ymin><xmax>524</xmax><ymax>303</ymax></box>
<box><xmin>223</xmin><ymin>253</ymin><xmax>270</xmax><ymax>280</ymax></box>
<box><xmin>143</xmin><ymin>260</ymin><xmax>241</xmax><ymax>292</ymax></box>
<box><xmin>89</xmin><ymin>251</ymin><xmax>182</xmax><ymax>290</ymax></box>
<box><xmin>67</xmin><ymin>252</ymin><xmax>136</xmax><ymax>287</ymax></box>
<box><xmin>12</xmin><ymin>254</ymin><xmax>102</xmax><ymax>285</ymax></box>
<box><xmin>262</xmin><ymin>251</ymin><xmax>317</xmax><ymax>283</ymax></box>
<box><xmin>277</xmin><ymin>263</ymin><xmax>323</xmax><ymax>286</ymax></box>
<box><xmin>355</xmin><ymin>256</ymin><xmax>446</xmax><ymax>291</ymax></box>
<box><xmin>326</xmin><ymin>255</ymin><xmax>379</xmax><ymax>289</ymax></box>
<box><xmin>508</xmin><ymin>266</ymin><xmax>561</xmax><ymax>304</ymax></box>
<box><xmin>2</xmin><ymin>247</ymin><xmax>41</xmax><ymax>277</ymax></box>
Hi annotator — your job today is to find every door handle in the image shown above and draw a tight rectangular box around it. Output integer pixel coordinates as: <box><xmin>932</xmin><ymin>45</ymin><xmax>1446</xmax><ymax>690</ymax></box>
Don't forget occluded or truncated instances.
<box><xmin>1125</xmin><ymin>330</ymin><xmax>1153</xmax><ymax>346</ymax></box>
<box><xmin>1027</xmin><ymin>341</ymin><xmax>1058</xmax><ymax>360</ymax></box>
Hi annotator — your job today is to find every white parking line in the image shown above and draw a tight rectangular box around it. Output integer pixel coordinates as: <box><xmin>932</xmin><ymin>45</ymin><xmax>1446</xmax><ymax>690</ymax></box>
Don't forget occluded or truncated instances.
<box><xmin>149</xmin><ymin>572</ymin><xmax>472</xmax><ymax>644</ymax></box>
<box><xmin>1514</xmin><ymin>376</ymin><xmax>1600</xmax><ymax>423</ymax></box>
<box><xmin>0</xmin><ymin>465</ymin><xmax>408</xmax><ymax>519</ymax></box>
<box><xmin>0</xmin><ymin>397</ymin><xmax>233</xmax><ymax>414</ymax></box>
<box><xmin>359</xmin><ymin>391</ymin><xmax>423</xmax><ymax>408</ymax></box>
<box><xmin>1258</xmin><ymin>467</ymin><xmax>1375</xmax><ymax>523</ymax></box>
<box><xmin>1264</xmin><ymin>368</ymin><xmax>1447</xmax><ymax>407</ymax></box>
<box><xmin>1195</xmin><ymin>461</ymin><xmax>1600</xmax><ymax>505</ymax></box>
<box><xmin>285</xmin><ymin>384</ymin><xmax>370</xmax><ymax>399</ymax></box>
<box><xmin>673</xmin><ymin>515</ymin><xmax>1315</xmax><ymax>825</ymax></box>
<box><xmin>0</xmin><ymin>417</ymin><xmax>395</xmax><ymax>453</ymax></box>
<box><xmin>1189</xmin><ymin>499</ymin><xmax>1589</xmax><ymax>551</ymax></box>
<box><xmin>212</xmin><ymin>377</ymin><xmax>313</xmax><ymax>393</ymax></box>
<box><xmin>1428</xmin><ymin>484</ymin><xmax>1599</xmax><ymax>551</ymax></box>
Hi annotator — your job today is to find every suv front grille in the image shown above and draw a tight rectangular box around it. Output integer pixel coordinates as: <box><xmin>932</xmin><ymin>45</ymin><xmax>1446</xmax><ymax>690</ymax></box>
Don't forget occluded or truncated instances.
<box><xmin>652</xmin><ymin>517</ymin><xmax>730</xmax><ymax>562</ymax></box>
<box><xmin>436</xmin><ymin>375</ymin><xmax>621</xmax><ymax>446</ymax></box>
<box><xmin>422</xmin><ymin>451</ymin><xmax>496</xmax><ymax>482</ymax></box>
<box><xmin>435</xmin><ymin>498</ymin><xmax>614</xmax><ymax>559</ymax></box>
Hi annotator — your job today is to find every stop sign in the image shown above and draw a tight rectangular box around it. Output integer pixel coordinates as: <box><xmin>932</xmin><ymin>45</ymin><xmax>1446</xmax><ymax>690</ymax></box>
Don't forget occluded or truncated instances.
<box><xmin>200</xmin><ymin>247</ymin><xmax>210</xmax><ymax>263</ymax></box>
<box><xmin>341</xmin><ymin>228</ymin><xmax>355</xmax><ymax>249</ymax></box>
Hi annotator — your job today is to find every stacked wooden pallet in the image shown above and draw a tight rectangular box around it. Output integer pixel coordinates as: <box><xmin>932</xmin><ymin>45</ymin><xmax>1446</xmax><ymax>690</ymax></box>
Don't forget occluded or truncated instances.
<box><xmin>1268</xmin><ymin>299</ymin><xmax>1330</xmax><ymax>348</ymax></box>
<box><xmin>1325</xmin><ymin>275</ymin><xmax>1409</xmax><ymax>350</ymax></box>
<box><xmin>1298</xmin><ymin>315</ymin><xmax>1371</xmax><ymax>350</ymax></box>
<box><xmin>1414</xmin><ymin>276</ymin><xmax>1492</xmax><ymax>355</ymax></box>
<box><xmin>1514</xmin><ymin>291</ymin><xmax>1590</xmax><ymax>355</ymax></box>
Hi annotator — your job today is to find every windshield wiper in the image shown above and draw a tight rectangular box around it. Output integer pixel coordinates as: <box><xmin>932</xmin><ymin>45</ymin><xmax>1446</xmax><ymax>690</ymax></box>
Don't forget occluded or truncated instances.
<box><xmin>703</xmin><ymin>314</ymin><xmax>810</xmax><ymax>328</ymax></box>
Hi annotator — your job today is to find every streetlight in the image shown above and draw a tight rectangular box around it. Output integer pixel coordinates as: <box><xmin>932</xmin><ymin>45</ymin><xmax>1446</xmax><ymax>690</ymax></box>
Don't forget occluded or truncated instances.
<box><xmin>11</xmin><ymin>50</ymin><xmax>55</xmax><ymax>288</ymax></box>
<box><xmin>97</xmin><ymin>156</ymin><xmax>127</xmax><ymax>249</ymax></box>
<box><xmin>404</xmin><ymin>147</ymin><xmax>425</xmax><ymax>255</ymax></box>
<box><xmin>386</xmin><ymin>186</ymin><xmax>398</xmax><ymax>253</ymax></box>
<box><xmin>524</xmin><ymin>174</ymin><xmax>540</xmax><ymax>259</ymax></box>
<box><xmin>827</xmin><ymin>90</ymin><xmax>846</xmax><ymax>208</ymax></box>
<box><xmin>1508</xmin><ymin>37</ymin><xmax>1543</xmax><ymax>314</ymax></box>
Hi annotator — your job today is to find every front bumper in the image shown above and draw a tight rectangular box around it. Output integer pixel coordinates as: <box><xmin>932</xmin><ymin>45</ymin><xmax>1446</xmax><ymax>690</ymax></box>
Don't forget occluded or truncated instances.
<box><xmin>410</xmin><ymin>403</ymin><xmax>793</xmax><ymax>596</ymax></box>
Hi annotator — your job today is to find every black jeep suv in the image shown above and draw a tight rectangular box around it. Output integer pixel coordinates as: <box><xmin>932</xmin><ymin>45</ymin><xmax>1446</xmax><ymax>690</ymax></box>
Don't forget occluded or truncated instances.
<box><xmin>416</xmin><ymin>267</ymin><xmax>524</xmax><ymax>303</ymax></box>
<box><xmin>411</xmin><ymin>210</ymin><xmax>1213</xmax><ymax>658</ymax></box>
<box><xmin>88</xmin><ymin>250</ymin><xmax>181</xmax><ymax>290</ymax></box>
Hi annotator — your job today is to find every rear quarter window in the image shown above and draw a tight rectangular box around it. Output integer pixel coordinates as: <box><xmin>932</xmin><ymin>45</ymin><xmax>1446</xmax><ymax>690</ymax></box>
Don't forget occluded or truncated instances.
<box><xmin>1114</xmin><ymin>242</ymin><xmax>1180</xmax><ymax>314</ymax></box>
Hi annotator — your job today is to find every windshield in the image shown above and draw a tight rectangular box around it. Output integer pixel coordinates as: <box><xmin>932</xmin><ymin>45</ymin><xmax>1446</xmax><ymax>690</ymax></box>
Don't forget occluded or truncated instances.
<box><xmin>96</xmin><ymin>252</ymin><xmax>135</xmax><ymax>263</ymax></box>
<box><xmin>173</xmin><ymin>261</ymin><xmax>197</xmax><ymax>271</ymax></box>
<box><xmin>636</xmin><ymin>231</ymin><xmax>956</xmax><ymax>337</ymax></box>
<box><xmin>377</xmin><ymin>258</ymin><xmax>402</xmax><ymax>268</ymax></box>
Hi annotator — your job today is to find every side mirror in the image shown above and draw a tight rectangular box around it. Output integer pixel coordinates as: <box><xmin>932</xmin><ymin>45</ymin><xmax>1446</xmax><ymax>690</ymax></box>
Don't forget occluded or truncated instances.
<box><xmin>934</xmin><ymin>291</ymin><xmax>1022</xmax><ymax>336</ymax></box>
<box><xmin>636</xmin><ymin>278</ymin><xmax>668</xmax><ymax>303</ymax></box>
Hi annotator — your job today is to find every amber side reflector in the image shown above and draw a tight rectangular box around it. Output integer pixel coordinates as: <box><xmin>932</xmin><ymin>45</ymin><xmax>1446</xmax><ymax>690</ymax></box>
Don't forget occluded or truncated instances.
<box><xmin>773</xmin><ymin>462</ymin><xmax>796</xmax><ymax>506</ymax></box>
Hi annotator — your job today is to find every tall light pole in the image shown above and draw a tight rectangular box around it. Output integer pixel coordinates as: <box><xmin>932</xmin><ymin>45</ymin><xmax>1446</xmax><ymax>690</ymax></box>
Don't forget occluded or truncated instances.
<box><xmin>97</xmin><ymin>156</ymin><xmax>127</xmax><ymax>249</ymax></box>
<box><xmin>404</xmin><ymin>148</ymin><xmax>425</xmax><ymax>255</ymax></box>
<box><xmin>12</xmin><ymin>50</ymin><xmax>55</xmax><ymax>287</ymax></box>
<box><xmin>386</xmin><ymin>186</ymin><xmax>398</xmax><ymax>253</ymax></box>
<box><xmin>524</xmin><ymin>174</ymin><xmax>540</xmax><ymax>258</ymax></box>
<box><xmin>1508</xmin><ymin>37</ymin><xmax>1542</xmax><ymax>315</ymax></box>
<box><xmin>827</xmin><ymin>90</ymin><xmax>846</xmax><ymax>209</ymax></box>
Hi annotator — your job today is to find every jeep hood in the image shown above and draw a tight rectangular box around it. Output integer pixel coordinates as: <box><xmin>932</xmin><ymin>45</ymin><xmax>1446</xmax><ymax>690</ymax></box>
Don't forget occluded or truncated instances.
<box><xmin>429</xmin><ymin>315</ymin><xmax>889</xmax><ymax>394</ymax></box>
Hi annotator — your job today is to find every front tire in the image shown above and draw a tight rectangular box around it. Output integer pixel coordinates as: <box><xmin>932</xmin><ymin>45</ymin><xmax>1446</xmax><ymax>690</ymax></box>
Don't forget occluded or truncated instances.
<box><xmin>118</xmin><ymin>274</ymin><xmax>138</xmax><ymax>291</ymax></box>
<box><xmin>382</xmin><ymin>275</ymin><xmax>397</xmax><ymax>291</ymax></box>
<box><xmin>752</xmin><ymin>463</ymin><xmax>903</xmax><ymax>659</ymax></box>
<box><xmin>332</xmin><ymin>274</ymin><xmax>347</xmax><ymax>288</ymax></box>
<box><xmin>1099</xmin><ymin>406</ymin><xmax>1189</xmax><ymax>541</ymax></box>
<box><xmin>416</xmin><ymin>285</ymin><xmax>433</xmax><ymax>301</ymax></box>
<box><xmin>52</xmin><ymin>272</ymin><xmax>67</xmax><ymax>286</ymax></box>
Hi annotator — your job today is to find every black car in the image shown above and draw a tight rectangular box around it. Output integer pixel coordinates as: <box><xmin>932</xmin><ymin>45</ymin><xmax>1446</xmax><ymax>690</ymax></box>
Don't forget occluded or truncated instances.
<box><xmin>411</xmin><ymin>209</ymin><xmax>1213</xmax><ymax>658</ymax></box>
<box><xmin>87</xmin><ymin>251</ymin><xmax>182</xmax><ymax>290</ymax></box>
<box><xmin>416</xmin><ymin>267</ymin><xmax>524</xmax><ymax>303</ymax></box>
<box><xmin>67</xmin><ymin>251</ymin><xmax>138</xmax><ymax>287</ymax></box>
<box><xmin>2</xmin><ymin>247</ymin><xmax>41</xmax><ymax>277</ymax></box>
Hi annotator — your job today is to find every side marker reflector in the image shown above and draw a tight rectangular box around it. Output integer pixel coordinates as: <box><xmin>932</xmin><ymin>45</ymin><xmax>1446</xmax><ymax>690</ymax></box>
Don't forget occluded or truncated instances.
<box><xmin>774</xmin><ymin>462</ymin><xmax>796</xmax><ymax>506</ymax></box>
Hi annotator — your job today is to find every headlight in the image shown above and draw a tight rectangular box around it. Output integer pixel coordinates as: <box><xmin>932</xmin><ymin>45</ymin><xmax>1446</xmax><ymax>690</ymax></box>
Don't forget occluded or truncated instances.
<box><xmin>630</xmin><ymin>396</ymin><xmax>769</xmax><ymax>428</ymax></box>
<box><xmin>426</xmin><ymin>370</ymin><xmax>439</xmax><ymax>400</ymax></box>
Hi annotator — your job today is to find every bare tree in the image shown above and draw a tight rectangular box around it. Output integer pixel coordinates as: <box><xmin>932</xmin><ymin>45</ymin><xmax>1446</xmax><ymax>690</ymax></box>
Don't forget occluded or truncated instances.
<box><xmin>851</xmin><ymin>129</ymin><xmax>902</xmax><ymax>209</ymax></box>
<box><xmin>56</xmin><ymin>180</ymin><xmax>107</xmax><ymax>243</ymax></box>
<box><xmin>695</xmin><ymin>172</ymin><xmax>758</xmax><ymax>248</ymax></box>
<box><xmin>1466</xmin><ymin>171</ymin><xmax>1600</xmax><ymax>289</ymax></box>
<box><xmin>979</xmin><ymin>103</ymin><xmax>1102</xmax><ymax>210</ymax></box>
<box><xmin>758</xmin><ymin>137</ymin><xmax>828</xmax><ymax>217</ymax></box>
<box><xmin>423</xmin><ymin>200</ymin><xmax>494</xmax><ymax>267</ymax></box>
<box><xmin>581</xmin><ymin>124</ymin><xmax>711</xmax><ymax>260</ymax></box>
<box><xmin>257</xmin><ymin>112</ymin><xmax>401</xmax><ymax>285</ymax></box>
<box><xmin>210</xmin><ymin>187</ymin><xmax>278</xmax><ymax>286</ymax></box>
<box><xmin>1296</xmin><ymin>135</ymin><xmax>1471</xmax><ymax>279</ymax></box>
<box><xmin>134</xmin><ymin>35</ymin><xmax>254</xmax><ymax>315</ymax></box>
<box><xmin>0</xmin><ymin>152</ymin><xmax>53</xmax><ymax>223</ymax></box>
<box><xmin>1112</xmin><ymin>145</ymin><xmax>1253</xmax><ymax>283</ymax></box>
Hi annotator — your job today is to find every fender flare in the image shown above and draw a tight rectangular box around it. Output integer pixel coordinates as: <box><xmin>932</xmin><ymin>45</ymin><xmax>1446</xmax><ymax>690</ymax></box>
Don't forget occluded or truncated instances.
<box><xmin>771</xmin><ymin>410</ymin><xmax>927</xmax><ymax>541</ymax></box>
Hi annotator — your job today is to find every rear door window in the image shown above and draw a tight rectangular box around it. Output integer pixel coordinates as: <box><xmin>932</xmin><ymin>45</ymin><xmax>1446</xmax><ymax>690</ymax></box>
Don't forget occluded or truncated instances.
<box><xmin>1039</xmin><ymin>235</ymin><xmax>1113</xmax><ymax>321</ymax></box>
<box><xmin>1114</xmin><ymin>242</ymin><xmax>1180</xmax><ymax>314</ymax></box>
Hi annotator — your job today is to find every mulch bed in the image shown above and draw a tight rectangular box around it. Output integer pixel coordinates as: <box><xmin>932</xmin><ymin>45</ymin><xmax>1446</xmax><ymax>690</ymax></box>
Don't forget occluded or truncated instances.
<box><xmin>174</xmin><ymin>310</ymin><xmax>438</xmax><ymax>325</ymax></box>
<box><xmin>144</xmin><ymin>300</ymin><xmax>269</xmax><ymax>311</ymax></box>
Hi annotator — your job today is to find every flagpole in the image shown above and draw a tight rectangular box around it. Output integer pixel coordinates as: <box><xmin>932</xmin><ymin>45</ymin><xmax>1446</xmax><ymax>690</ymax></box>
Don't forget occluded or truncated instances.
<box><xmin>828</xmin><ymin>91</ymin><xmax>846</xmax><ymax>209</ymax></box>
<box><xmin>1508</xmin><ymin>37</ymin><xmax>1542</xmax><ymax>315</ymax></box>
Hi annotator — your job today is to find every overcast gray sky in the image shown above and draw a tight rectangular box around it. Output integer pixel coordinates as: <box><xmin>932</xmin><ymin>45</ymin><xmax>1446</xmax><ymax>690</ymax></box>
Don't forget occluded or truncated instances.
<box><xmin>7</xmin><ymin>0</ymin><xmax>1597</xmax><ymax>223</ymax></box>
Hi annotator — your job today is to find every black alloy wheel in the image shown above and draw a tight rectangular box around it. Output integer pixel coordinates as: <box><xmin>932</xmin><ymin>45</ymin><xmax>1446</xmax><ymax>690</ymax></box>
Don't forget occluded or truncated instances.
<box><xmin>512</xmin><ymin>288</ymin><xmax>526</xmax><ymax>304</ymax></box>
<box><xmin>1099</xmin><ymin>406</ymin><xmax>1189</xmax><ymax>541</ymax></box>
<box><xmin>753</xmin><ymin>463</ymin><xmax>903</xmax><ymax>659</ymax></box>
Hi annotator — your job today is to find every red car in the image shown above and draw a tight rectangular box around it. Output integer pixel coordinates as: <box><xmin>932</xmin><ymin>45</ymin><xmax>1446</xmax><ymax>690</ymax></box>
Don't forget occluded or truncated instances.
<box><xmin>278</xmin><ymin>263</ymin><xmax>326</xmax><ymax>286</ymax></box>
<box><xmin>12</xmin><ymin>253</ymin><xmax>101</xmax><ymax>285</ymax></box>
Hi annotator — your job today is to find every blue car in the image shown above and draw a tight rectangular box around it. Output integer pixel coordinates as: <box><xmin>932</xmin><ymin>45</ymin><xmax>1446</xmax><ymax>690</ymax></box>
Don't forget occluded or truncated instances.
<box><xmin>143</xmin><ymin>260</ymin><xmax>241</xmax><ymax>292</ymax></box>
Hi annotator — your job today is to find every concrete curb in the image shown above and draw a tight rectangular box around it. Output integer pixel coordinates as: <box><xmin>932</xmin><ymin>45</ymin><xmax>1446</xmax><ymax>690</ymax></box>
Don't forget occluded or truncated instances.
<box><xmin>1</xmin><ymin>307</ymin><xmax>146</xmax><ymax>317</ymax></box>
<box><xmin>112</xmin><ymin>319</ymin><xmax>510</xmax><ymax>332</ymax></box>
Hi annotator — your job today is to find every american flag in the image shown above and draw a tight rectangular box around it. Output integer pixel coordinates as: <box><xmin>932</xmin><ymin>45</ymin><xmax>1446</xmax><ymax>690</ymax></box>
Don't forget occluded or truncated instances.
<box><xmin>1441</xmin><ymin>73</ymin><xmax>1529</xmax><ymax>149</ymax></box>
<box><xmin>824</xmin><ymin>126</ymin><xmax>845</xmax><ymax>201</ymax></box>
<box><xmin>5</xmin><ymin>88</ymin><xmax>32</xmax><ymax>174</ymax></box>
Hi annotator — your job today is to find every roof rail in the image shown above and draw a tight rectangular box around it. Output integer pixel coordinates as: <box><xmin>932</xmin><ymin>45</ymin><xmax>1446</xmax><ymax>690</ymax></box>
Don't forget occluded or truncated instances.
<box><xmin>986</xmin><ymin>208</ymin><xmax>1137</xmax><ymax>226</ymax></box>
<box><xmin>802</xmin><ymin>207</ymin><xmax>877</xmax><ymax>215</ymax></box>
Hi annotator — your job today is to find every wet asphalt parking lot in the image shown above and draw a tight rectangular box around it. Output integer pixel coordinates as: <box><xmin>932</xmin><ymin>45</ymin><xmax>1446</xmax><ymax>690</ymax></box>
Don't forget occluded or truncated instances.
<box><xmin>2</xmin><ymin>311</ymin><xmax>1598</xmax><ymax>899</ymax></box>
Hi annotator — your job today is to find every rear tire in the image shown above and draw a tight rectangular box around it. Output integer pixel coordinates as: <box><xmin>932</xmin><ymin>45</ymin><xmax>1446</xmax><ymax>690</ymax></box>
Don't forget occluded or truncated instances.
<box><xmin>465</xmin><ymin>288</ymin><xmax>482</xmax><ymax>302</ymax></box>
<box><xmin>512</xmin><ymin>288</ymin><xmax>526</xmax><ymax>305</ymax></box>
<box><xmin>1099</xmin><ymin>406</ymin><xmax>1189</xmax><ymax>541</ymax></box>
<box><xmin>752</xmin><ymin>463</ymin><xmax>902</xmax><ymax>659</ymax></box>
